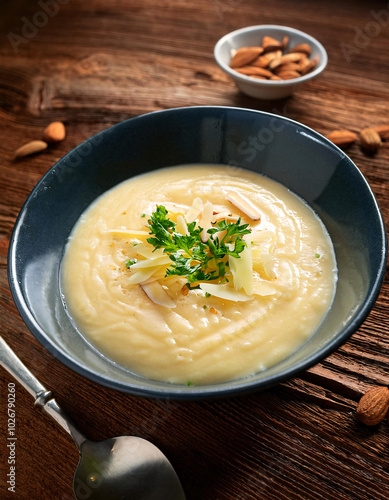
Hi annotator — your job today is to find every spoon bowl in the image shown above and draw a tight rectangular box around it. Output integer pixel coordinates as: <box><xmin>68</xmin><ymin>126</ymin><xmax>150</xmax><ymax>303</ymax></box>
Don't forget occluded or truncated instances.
<box><xmin>74</xmin><ymin>436</ymin><xmax>185</xmax><ymax>500</ymax></box>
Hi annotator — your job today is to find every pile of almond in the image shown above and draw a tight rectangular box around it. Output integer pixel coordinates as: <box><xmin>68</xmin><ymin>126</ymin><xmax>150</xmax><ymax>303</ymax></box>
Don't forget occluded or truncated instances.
<box><xmin>325</xmin><ymin>125</ymin><xmax>389</xmax><ymax>154</ymax></box>
<box><xmin>230</xmin><ymin>35</ymin><xmax>318</xmax><ymax>81</ymax></box>
<box><xmin>13</xmin><ymin>121</ymin><xmax>66</xmax><ymax>160</ymax></box>
<box><xmin>356</xmin><ymin>386</ymin><xmax>389</xmax><ymax>426</ymax></box>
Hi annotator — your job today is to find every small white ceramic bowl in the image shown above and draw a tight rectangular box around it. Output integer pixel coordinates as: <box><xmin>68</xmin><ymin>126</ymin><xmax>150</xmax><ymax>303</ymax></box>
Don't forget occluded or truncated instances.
<box><xmin>214</xmin><ymin>25</ymin><xmax>328</xmax><ymax>100</ymax></box>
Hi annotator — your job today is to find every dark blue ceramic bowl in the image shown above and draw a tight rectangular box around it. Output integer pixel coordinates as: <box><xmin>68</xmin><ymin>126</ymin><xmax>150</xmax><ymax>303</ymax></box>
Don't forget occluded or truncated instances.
<box><xmin>8</xmin><ymin>107</ymin><xmax>387</xmax><ymax>399</ymax></box>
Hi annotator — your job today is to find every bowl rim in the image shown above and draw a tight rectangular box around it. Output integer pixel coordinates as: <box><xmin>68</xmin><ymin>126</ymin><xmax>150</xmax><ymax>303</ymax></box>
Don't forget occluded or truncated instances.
<box><xmin>7</xmin><ymin>105</ymin><xmax>387</xmax><ymax>400</ymax></box>
<box><xmin>214</xmin><ymin>24</ymin><xmax>328</xmax><ymax>86</ymax></box>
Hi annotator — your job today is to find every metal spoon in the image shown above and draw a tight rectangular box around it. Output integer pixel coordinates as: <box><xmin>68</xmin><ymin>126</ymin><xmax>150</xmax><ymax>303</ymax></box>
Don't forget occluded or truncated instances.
<box><xmin>0</xmin><ymin>336</ymin><xmax>186</xmax><ymax>500</ymax></box>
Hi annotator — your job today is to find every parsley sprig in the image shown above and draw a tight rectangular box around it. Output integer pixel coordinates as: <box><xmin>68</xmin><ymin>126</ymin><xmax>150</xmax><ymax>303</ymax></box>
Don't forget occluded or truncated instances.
<box><xmin>145</xmin><ymin>205</ymin><xmax>250</xmax><ymax>288</ymax></box>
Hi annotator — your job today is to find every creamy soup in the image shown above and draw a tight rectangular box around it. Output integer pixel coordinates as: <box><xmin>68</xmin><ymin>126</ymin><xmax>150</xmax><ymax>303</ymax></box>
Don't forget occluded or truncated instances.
<box><xmin>61</xmin><ymin>165</ymin><xmax>337</xmax><ymax>384</ymax></box>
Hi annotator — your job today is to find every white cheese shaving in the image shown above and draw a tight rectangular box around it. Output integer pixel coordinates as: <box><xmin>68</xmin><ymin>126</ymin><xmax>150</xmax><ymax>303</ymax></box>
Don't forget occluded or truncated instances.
<box><xmin>127</xmin><ymin>266</ymin><xmax>165</xmax><ymax>285</ymax></box>
<box><xmin>251</xmin><ymin>249</ymin><xmax>276</xmax><ymax>279</ymax></box>
<box><xmin>176</xmin><ymin>214</ymin><xmax>189</xmax><ymax>235</ymax></box>
<box><xmin>134</xmin><ymin>245</ymin><xmax>164</xmax><ymax>259</ymax></box>
<box><xmin>228</xmin><ymin>239</ymin><xmax>253</xmax><ymax>295</ymax></box>
<box><xmin>212</xmin><ymin>212</ymin><xmax>239</xmax><ymax>223</ymax></box>
<box><xmin>141</xmin><ymin>281</ymin><xmax>176</xmax><ymax>308</ymax></box>
<box><xmin>162</xmin><ymin>275</ymin><xmax>187</xmax><ymax>287</ymax></box>
<box><xmin>185</xmin><ymin>197</ymin><xmax>203</xmax><ymax>223</ymax></box>
<box><xmin>130</xmin><ymin>255</ymin><xmax>171</xmax><ymax>270</ymax></box>
<box><xmin>226</xmin><ymin>191</ymin><xmax>262</xmax><ymax>221</ymax></box>
<box><xmin>260</xmin><ymin>253</ymin><xmax>276</xmax><ymax>279</ymax></box>
<box><xmin>140</xmin><ymin>270</ymin><xmax>170</xmax><ymax>285</ymax></box>
<box><xmin>212</xmin><ymin>204</ymin><xmax>231</xmax><ymax>214</ymax></box>
<box><xmin>199</xmin><ymin>201</ymin><xmax>213</xmax><ymax>242</ymax></box>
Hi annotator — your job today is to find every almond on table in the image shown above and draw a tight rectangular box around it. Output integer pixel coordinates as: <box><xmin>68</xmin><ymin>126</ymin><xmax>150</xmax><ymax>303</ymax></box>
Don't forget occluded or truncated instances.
<box><xmin>356</xmin><ymin>386</ymin><xmax>389</xmax><ymax>426</ymax></box>
<box><xmin>12</xmin><ymin>120</ymin><xmax>66</xmax><ymax>161</ymax></box>
<box><xmin>372</xmin><ymin>124</ymin><xmax>389</xmax><ymax>140</ymax></box>
<box><xmin>43</xmin><ymin>121</ymin><xmax>66</xmax><ymax>143</ymax></box>
<box><xmin>13</xmin><ymin>140</ymin><xmax>48</xmax><ymax>160</ymax></box>
<box><xmin>325</xmin><ymin>130</ymin><xmax>357</xmax><ymax>148</ymax></box>
<box><xmin>325</xmin><ymin>125</ymin><xmax>387</xmax><ymax>155</ymax></box>
<box><xmin>360</xmin><ymin>128</ymin><xmax>382</xmax><ymax>151</ymax></box>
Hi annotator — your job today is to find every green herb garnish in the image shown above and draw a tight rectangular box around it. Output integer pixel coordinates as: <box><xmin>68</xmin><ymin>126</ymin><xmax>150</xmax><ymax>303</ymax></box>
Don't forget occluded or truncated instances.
<box><xmin>146</xmin><ymin>205</ymin><xmax>250</xmax><ymax>288</ymax></box>
<box><xmin>125</xmin><ymin>259</ymin><xmax>136</xmax><ymax>268</ymax></box>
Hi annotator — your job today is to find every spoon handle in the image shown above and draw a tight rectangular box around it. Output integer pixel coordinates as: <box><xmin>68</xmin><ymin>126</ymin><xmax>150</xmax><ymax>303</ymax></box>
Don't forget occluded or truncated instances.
<box><xmin>0</xmin><ymin>336</ymin><xmax>85</xmax><ymax>448</ymax></box>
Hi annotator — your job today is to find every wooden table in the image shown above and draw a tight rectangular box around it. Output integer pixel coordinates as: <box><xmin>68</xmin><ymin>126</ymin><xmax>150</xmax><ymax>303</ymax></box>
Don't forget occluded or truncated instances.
<box><xmin>1</xmin><ymin>1</ymin><xmax>389</xmax><ymax>498</ymax></box>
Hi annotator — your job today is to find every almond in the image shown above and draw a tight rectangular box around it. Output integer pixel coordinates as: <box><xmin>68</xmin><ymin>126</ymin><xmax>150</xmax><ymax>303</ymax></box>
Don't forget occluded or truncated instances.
<box><xmin>268</xmin><ymin>57</ymin><xmax>283</xmax><ymax>70</ymax></box>
<box><xmin>274</xmin><ymin>62</ymin><xmax>301</xmax><ymax>74</ymax></box>
<box><xmin>269</xmin><ymin>52</ymin><xmax>306</xmax><ymax>70</ymax></box>
<box><xmin>13</xmin><ymin>140</ymin><xmax>48</xmax><ymax>160</ymax></box>
<box><xmin>261</xmin><ymin>35</ymin><xmax>283</xmax><ymax>52</ymax></box>
<box><xmin>250</xmin><ymin>54</ymin><xmax>273</xmax><ymax>68</ymax></box>
<box><xmin>325</xmin><ymin>130</ymin><xmax>357</xmax><ymax>148</ymax></box>
<box><xmin>356</xmin><ymin>386</ymin><xmax>389</xmax><ymax>426</ymax></box>
<box><xmin>372</xmin><ymin>124</ymin><xmax>389</xmax><ymax>140</ymax></box>
<box><xmin>289</xmin><ymin>43</ymin><xmax>312</xmax><ymax>56</ymax></box>
<box><xmin>235</xmin><ymin>66</ymin><xmax>273</xmax><ymax>78</ymax></box>
<box><xmin>296</xmin><ymin>54</ymin><xmax>309</xmax><ymax>68</ymax></box>
<box><xmin>266</xmin><ymin>50</ymin><xmax>283</xmax><ymax>62</ymax></box>
<box><xmin>230</xmin><ymin>47</ymin><xmax>264</xmax><ymax>68</ymax></box>
<box><xmin>277</xmin><ymin>70</ymin><xmax>301</xmax><ymax>80</ymax></box>
<box><xmin>360</xmin><ymin>127</ymin><xmax>382</xmax><ymax>151</ymax></box>
<box><xmin>281</xmin><ymin>35</ymin><xmax>289</xmax><ymax>50</ymax></box>
<box><xmin>299</xmin><ymin>57</ymin><xmax>318</xmax><ymax>75</ymax></box>
<box><xmin>43</xmin><ymin>121</ymin><xmax>66</xmax><ymax>143</ymax></box>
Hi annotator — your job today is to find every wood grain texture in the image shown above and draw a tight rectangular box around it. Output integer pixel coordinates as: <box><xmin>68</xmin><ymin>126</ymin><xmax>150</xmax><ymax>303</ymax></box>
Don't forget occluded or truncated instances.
<box><xmin>1</xmin><ymin>1</ymin><xmax>389</xmax><ymax>499</ymax></box>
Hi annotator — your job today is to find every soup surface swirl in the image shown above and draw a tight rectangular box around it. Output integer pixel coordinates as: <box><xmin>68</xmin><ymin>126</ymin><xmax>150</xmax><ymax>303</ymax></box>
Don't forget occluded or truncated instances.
<box><xmin>61</xmin><ymin>165</ymin><xmax>337</xmax><ymax>384</ymax></box>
